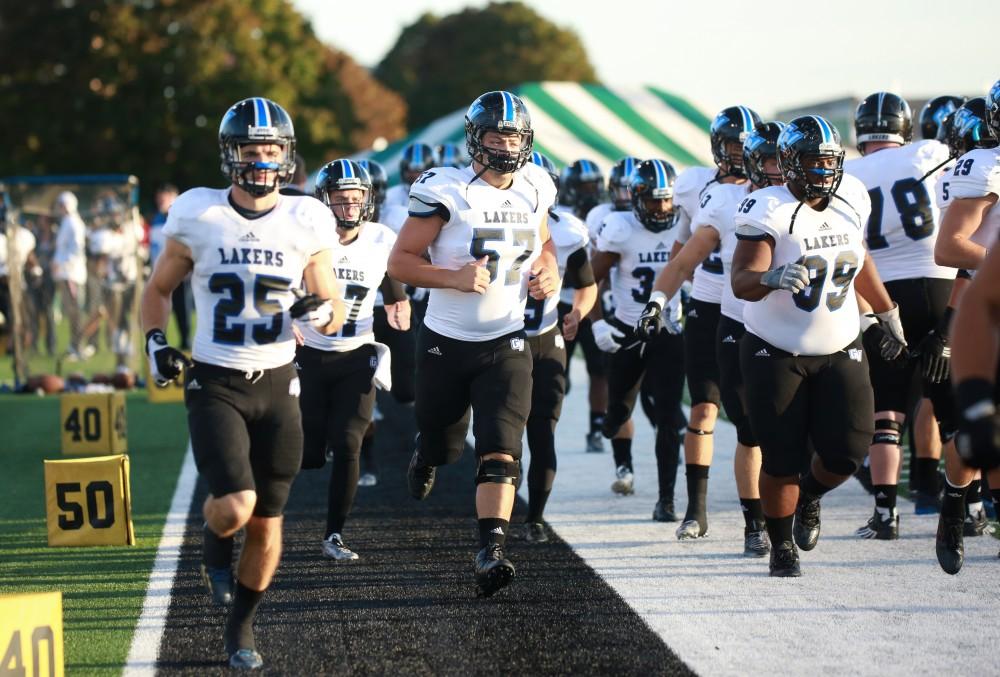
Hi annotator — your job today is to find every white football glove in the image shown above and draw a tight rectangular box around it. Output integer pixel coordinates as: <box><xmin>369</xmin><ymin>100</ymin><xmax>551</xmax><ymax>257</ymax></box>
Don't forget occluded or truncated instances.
<box><xmin>592</xmin><ymin>319</ymin><xmax>626</xmax><ymax>353</ymax></box>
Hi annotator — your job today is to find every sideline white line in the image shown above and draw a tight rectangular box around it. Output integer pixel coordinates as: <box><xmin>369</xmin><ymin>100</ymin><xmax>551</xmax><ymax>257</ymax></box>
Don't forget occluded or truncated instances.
<box><xmin>123</xmin><ymin>443</ymin><xmax>198</xmax><ymax>676</ymax></box>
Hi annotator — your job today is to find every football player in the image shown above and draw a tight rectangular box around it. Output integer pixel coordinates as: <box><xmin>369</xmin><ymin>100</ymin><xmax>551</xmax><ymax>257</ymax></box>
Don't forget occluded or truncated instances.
<box><xmin>384</xmin><ymin>142</ymin><xmax>436</xmax><ymax>208</ymax></box>
<box><xmin>731</xmin><ymin>116</ymin><xmax>905</xmax><ymax>577</ymax></box>
<box><xmin>388</xmin><ymin>90</ymin><xmax>559</xmax><ymax>597</ymax></box>
<box><xmin>585</xmin><ymin>156</ymin><xmax>640</xmax><ymax>239</ymax></box>
<box><xmin>637</xmin><ymin>122</ymin><xmax>784</xmax><ymax>553</ymax></box>
<box><xmin>919</xmin><ymin>95</ymin><xmax>965</xmax><ymax>141</ymax></box>
<box><xmin>436</xmin><ymin>142</ymin><xmax>466</xmax><ymax>168</ymax></box>
<box><xmin>297</xmin><ymin>159</ymin><xmax>409</xmax><ymax>560</ymax></box>
<box><xmin>521</xmin><ymin>152</ymin><xmax>598</xmax><ymax>541</ymax></box>
<box><xmin>843</xmin><ymin>92</ymin><xmax>956</xmax><ymax>540</ymax></box>
<box><xmin>141</xmin><ymin>98</ymin><xmax>345</xmax><ymax>668</ymax></box>
<box><xmin>932</xmin><ymin>79</ymin><xmax>1000</xmax><ymax>574</ymax></box>
<box><xmin>590</xmin><ymin>160</ymin><xmax>686</xmax><ymax>520</ymax></box>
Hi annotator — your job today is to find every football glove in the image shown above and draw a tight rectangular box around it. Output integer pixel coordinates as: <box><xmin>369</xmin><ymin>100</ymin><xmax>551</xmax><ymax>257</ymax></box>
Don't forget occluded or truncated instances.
<box><xmin>915</xmin><ymin>308</ymin><xmax>952</xmax><ymax>384</ymax></box>
<box><xmin>289</xmin><ymin>288</ymin><xmax>333</xmax><ymax>330</ymax></box>
<box><xmin>592</xmin><ymin>319</ymin><xmax>627</xmax><ymax>353</ymax></box>
<box><xmin>145</xmin><ymin>329</ymin><xmax>191</xmax><ymax>387</ymax></box>
<box><xmin>761</xmin><ymin>262</ymin><xmax>810</xmax><ymax>293</ymax></box>
<box><xmin>636</xmin><ymin>292</ymin><xmax>666</xmax><ymax>341</ymax></box>
<box><xmin>955</xmin><ymin>378</ymin><xmax>1000</xmax><ymax>470</ymax></box>
<box><xmin>875</xmin><ymin>304</ymin><xmax>907</xmax><ymax>362</ymax></box>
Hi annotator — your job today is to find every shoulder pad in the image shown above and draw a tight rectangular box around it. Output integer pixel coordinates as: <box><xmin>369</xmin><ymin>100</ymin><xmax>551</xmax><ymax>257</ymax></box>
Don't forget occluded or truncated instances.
<box><xmin>674</xmin><ymin>165</ymin><xmax>715</xmax><ymax>199</ymax></box>
<box><xmin>597</xmin><ymin>212</ymin><xmax>633</xmax><ymax>246</ymax></box>
<box><xmin>549</xmin><ymin>211</ymin><xmax>589</xmax><ymax>249</ymax></box>
<box><xmin>408</xmin><ymin>166</ymin><xmax>467</xmax><ymax>208</ymax></box>
<box><xmin>950</xmin><ymin>148</ymin><xmax>1000</xmax><ymax>199</ymax></box>
<box><xmin>368</xmin><ymin>222</ymin><xmax>398</xmax><ymax>247</ymax></box>
<box><xmin>732</xmin><ymin>186</ymin><xmax>791</xmax><ymax>240</ymax></box>
<box><xmin>380</xmin><ymin>204</ymin><xmax>409</xmax><ymax>232</ymax></box>
<box><xmin>168</xmin><ymin>187</ymin><xmax>223</xmax><ymax>220</ymax></box>
<box><xmin>520</xmin><ymin>162</ymin><xmax>558</xmax><ymax>210</ymax></box>
<box><xmin>287</xmin><ymin>194</ymin><xmax>335</xmax><ymax>228</ymax></box>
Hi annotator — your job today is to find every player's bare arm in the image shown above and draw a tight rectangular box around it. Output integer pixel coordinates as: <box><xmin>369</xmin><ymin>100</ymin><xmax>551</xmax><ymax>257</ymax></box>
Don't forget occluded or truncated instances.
<box><xmin>935</xmin><ymin>195</ymin><xmax>997</xmax><ymax>268</ymax></box>
<box><xmin>653</xmin><ymin>226</ymin><xmax>719</xmax><ymax>299</ymax></box>
<box><xmin>141</xmin><ymin>237</ymin><xmax>193</xmax><ymax>334</ymax></box>
<box><xmin>731</xmin><ymin>236</ymin><xmax>776</xmax><ymax>302</ymax></box>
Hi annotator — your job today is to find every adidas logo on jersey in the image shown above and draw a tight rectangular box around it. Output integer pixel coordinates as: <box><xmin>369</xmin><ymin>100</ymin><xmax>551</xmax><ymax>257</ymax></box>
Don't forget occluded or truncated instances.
<box><xmin>187</xmin><ymin>379</ymin><xmax>202</xmax><ymax>390</ymax></box>
<box><xmin>338</xmin><ymin>255</ymin><xmax>350</xmax><ymax>264</ymax></box>
<box><xmin>501</xmin><ymin>199</ymin><xmax>513</xmax><ymax>208</ymax></box>
<box><xmin>656</xmin><ymin>241</ymin><xmax>668</xmax><ymax>250</ymax></box>
<box><xmin>427</xmin><ymin>346</ymin><xmax>442</xmax><ymax>356</ymax></box>
<box><xmin>754</xmin><ymin>348</ymin><xmax>771</xmax><ymax>358</ymax></box>
<box><xmin>722</xmin><ymin>334</ymin><xmax>736</xmax><ymax>343</ymax></box>
<box><xmin>818</xmin><ymin>222</ymin><xmax>832</xmax><ymax>232</ymax></box>
<box><xmin>847</xmin><ymin>348</ymin><xmax>863</xmax><ymax>362</ymax></box>
<box><xmin>239</xmin><ymin>231</ymin><xmax>260</xmax><ymax>242</ymax></box>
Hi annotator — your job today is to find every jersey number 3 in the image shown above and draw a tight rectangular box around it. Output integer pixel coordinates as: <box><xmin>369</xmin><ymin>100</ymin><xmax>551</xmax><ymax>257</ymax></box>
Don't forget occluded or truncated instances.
<box><xmin>209</xmin><ymin>273</ymin><xmax>292</xmax><ymax>345</ymax></box>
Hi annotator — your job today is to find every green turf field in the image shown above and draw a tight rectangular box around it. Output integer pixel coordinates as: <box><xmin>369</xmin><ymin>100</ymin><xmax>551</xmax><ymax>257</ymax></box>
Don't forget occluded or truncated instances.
<box><xmin>0</xmin><ymin>393</ymin><xmax>189</xmax><ymax>676</ymax></box>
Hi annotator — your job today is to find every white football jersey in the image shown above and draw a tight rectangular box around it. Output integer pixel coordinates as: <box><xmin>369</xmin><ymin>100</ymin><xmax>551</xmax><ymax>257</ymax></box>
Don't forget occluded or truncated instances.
<box><xmin>379</xmin><ymin>204</ymin><xmax>409</xmax><ymax>234</ymax></box>
<box><xmin>675</xmin><ymin>165</ymin><xmax>726</xmax><ymax>304</ymax></box>
<box><xmin>409</xmin><ymin>163</ymin><xmax>557</xmax><ymax>340</ymax></box>
<box><xmin>844</xmin><ymin>140</ymin><xmax>954</xmax><ymax>281</ymax></box>
<box><xmin>935</xmin><ymin>161</ymin><xmax>956</xmax><ymax>211</ymax></box>
<box><xmin>524</xmin><ymin>209</ymin><xmax>588</xmax><ymax>337</ymax></box>
<box><xmin>301</xmin><ymin>222</ymin><xmax>396</xmax><ymax>352</ymax></box>
<box><xmin>164</xmin><ymin>188</ymin><xmax>334</xmax><ymax>370</ymax></box>
<box><xmin>597</xmin><ymin>211</ymin><xmax>682</xmax><ymax>326</ymax></box>
<box><xmin>947</xmin><ymin>147</ymin><xmax>1000</xmax><ymax>260</ymax></box>
<box><xmin>558</xmin><ymin>203</ymin><xmax>593</xmax><ymax>305</ymax></box>
<box><xmin>584</xmin><ymin>202</ymin><xmax>615</xmax><ymax>242</ymax></box>
<box><xmin>384</xmin><ymin>183</ymin><xmax>410</xmax><ymax>209</ymax></box>
<box><xmin>694</xmin><ymin>181</ymin><xmax>753</xmax><ymax>322</ymax></box>
<box><xmin>736</xmin><ymin>175</ymin><xmax>871</xmax><ymax>355</ymax></box>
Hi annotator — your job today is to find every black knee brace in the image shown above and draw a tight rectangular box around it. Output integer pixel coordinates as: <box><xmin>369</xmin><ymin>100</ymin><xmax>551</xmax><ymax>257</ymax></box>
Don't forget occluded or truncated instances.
<box><xmin>686</xmin><ymin>426</ymin><xmax>714</xmax><ymax>436</ymax></box>
<box><xmin>872</xmin><ymin>419</ymin><xmax>903</xmax><ymax>446</ymax></box>
<box><xmin>476</xmin><ymin>459</ymin><xmax>520</xmax><ymax>486</ymax></box>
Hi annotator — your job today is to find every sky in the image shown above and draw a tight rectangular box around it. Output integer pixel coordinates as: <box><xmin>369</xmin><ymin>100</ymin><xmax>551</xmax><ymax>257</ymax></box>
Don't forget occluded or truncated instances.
<box><xmin>293</xmin><ymin>0</ymin><xmax>1000</xmax><ymax>118</ymax></box>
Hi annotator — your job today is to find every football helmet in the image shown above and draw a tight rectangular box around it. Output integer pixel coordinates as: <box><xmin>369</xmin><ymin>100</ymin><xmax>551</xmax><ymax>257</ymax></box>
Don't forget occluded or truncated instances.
<box><xmin>777</xmin><ymin>116</ymin><xmax>845</xmax><ymax>200</ymax></box>
<box><xmin>436</xmin><ymin>142</ymin><xmax>465</xmax><ymax>168</ymax></box>
<box><xmin>609</xmin><ymin>156</ymin><xmax>641</xmax><ymax>210</ymax></box>
<box><xmin>399</xmin><ymin>142</ymin><xmax>435</xmax><ymax>186</ymax></box>
<box><xmin>529</xmin><ymin>151</ymin><xmax>559</xmax><ymax>190</ymax></box>
<box><xmin>854</xmin><ymin>92</ymin><xmax>912</xmax><ymax>152</ymax></box>
<box><xmin>919</xmin><ymin>95</ymin><xmax>965</xmax><ymax>140</ymax></box>
<box><xmin>562</xmin><ymin>159</ymin><xmax>606</xmax><ymax>216</ymax></box>
<box><xmin>986</xmin><ymin>79</ymin><xmax>1000</xmax><ymax>140</ymax></box>
<box><xmin>465</xmin><ymin>90</ymin><xmax>534</xmax><ymax>174</ymax></box>
<box><xmin>219</xmin><ymin>97</ymin><xmax>296</xmax><ymax>197</ymax></box>
<box><xmin>944</xmin><ymin>97</ymin><xmax>999</xmax><ymax>159</ymax></box>
<box><xmin>314</xmin><ymin>159</ymin><xmax>374</xmax><ymax>229</ymax></box>
<box><xmin>629</xmin><ymin>159</ymin><xmax>678</xmax><ymax>233</ymax></box>
<box><xmin>710</xmin><ymin>106</ymin><xmax>761</xmax><ymax>178</ymax></box>
<box><xmin>743</xmin><ymin>122</ymin><xmax>785</xmax><ymax>188</ymax></box>
<box><xmin>356</xmin><ymin>159</ymin><xmax>388</xmax><ymax>220</ymax></box>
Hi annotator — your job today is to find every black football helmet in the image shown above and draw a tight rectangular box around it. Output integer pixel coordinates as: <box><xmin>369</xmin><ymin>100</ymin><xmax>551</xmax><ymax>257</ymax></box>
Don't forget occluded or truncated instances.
<box><xmin>562</xmin><ymin>159</ymin><xmax>606</xmax><ymax>217</ymax></box>
<box><xmin>777</xmin><ymin>116</ymin><xmax>845</xmax><ymax>200</ymax></box>
<box><xmin>743</xmin><ymin>122</ymin><xmax>785</xmax><ymax>188</ymax></box>
<box><xmin>943</xmin><ymin>97</ymin><xmax>999</xmax><ymax>159</ymax></box>
<box><xmin>986</xmin><ymin>79</ymin><xmax>1000</xmax><ymax>140</ymax></box>
<box><xmin>919</xmin><ymin>95</ymin><xmax>965</xmax><ymax>140</ymax></box>
<box><xmin>629</xmin><ymin>159</ymin><xmax>677</xmax><ymax>232</ymax></box>
<box><xmin>465</xmin><ymin>90</ymin><xmax>534</xmax><ymax>174</ymax></box>
<box><xmin>436</xmin><ymin>143</ymin><xmax>465</xmax><ymax>168</ymax></box>
<box><xmin>854</xmin><ymin>92</ymin><xmax>912</xmax><ymax>153</ymax></box>
<box><xmin>609</xmin><ymin>156</ymin><xmax>641</xmax><ymax>210</ymax></box>
<box><xmin>219</xmin><ymin>97</ymin><xmax>296</xmax><ymax>197</ymax></box>
<box><xmin>529</xmin><ymin>151</ymin><xmax>559</xmax><ymax>192</ymax></box>
<box><xmin>399</xmin><ymin>142</ymin><xmax>435</xmax><ymax>186</ymax></box>
<box><xmin>356</xmin><ymin>159</ymin><xmax>388</xmax><ymax>221</ymax></box>
<box><xmin>314</xmin><ymin>159</ymin><xmax>374</xmax><ymax>229</ymax></box>
<box><xmin>710</xmin><ymin>106</ymin><xmax>761</xmax><ymax>178</ymax></box>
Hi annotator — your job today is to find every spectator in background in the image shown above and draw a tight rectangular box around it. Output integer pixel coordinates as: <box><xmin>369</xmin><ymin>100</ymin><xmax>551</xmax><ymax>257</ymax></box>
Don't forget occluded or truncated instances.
<box><xmin>26</xmin><ymin>217</ymin><xmax>57</xmax><ymax>356</ymax></box>
<box><xmin>148</xmin><ymin>183</ymin><xmax>191</xmax><ymax>349</ymax></box>
<box><xmin>51</xmin><ymin>191</ymin><xmax>89</xmax><ymax>359</ymax></box>
<box><xmin>0</xmin><ymin>202</ymin><xmax>38</xmax><ymax>351</ymax></box>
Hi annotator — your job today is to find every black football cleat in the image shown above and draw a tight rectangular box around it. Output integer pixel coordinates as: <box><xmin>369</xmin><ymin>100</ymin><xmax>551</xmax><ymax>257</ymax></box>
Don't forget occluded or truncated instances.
<box><xmin>769</xmin><ymin>541</ymin><xmax>801</xmax><ymax>577</ymax></box>
<box><xmin>936</xmin><ymin>515</ymin><xmax>965</xmax><ymax>575</ymax></box>
<box><xmin>474</xmin><ymin>545</ymin><xmax>516</xmax><ymax>598</ymax></box>
<box><xmin>652</xmin><ymin>499</ymin><xmax>677</xmax><ymax>522</ymax></box>
<box><xmin>743</xmin><ymin>522</ymin><xmax>771</xmax><ymax>558</ymax></box>
<box><xmin>228</xmin><ymin>648</ymin><xmax>264</xmax><ymax>670</ymax></box>
<box><xmin>855</xmin><ymin>508</ymin><xmax>899</xmax><ymax>540</ymax></box>
<box><xmin>406</xmin><ymin>448</ymin><xmax>436</xmax><ymax>500</ymax></box>
<box><xmin>793</xmin><ymin>495</ymin><xmax>822</xmax><ymax>551</ymax></box>
<box><xmin>200</xmin><ymin>564</ymin><xmax>234</xmax><ymax>606</ymax></box>
<box><xmin>963</xmin><ymin>507</ymin><xmax>988</xmax><ymax>537</ymax></box>
<box><xmin>523</xmin><ymin>522</ymin><xmax>549</xmax><ymax>543</ymax></box>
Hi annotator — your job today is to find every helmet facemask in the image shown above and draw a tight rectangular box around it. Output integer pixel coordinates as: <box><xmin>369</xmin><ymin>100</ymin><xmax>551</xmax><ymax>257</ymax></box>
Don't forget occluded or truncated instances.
<box><xmin>467</xmin><ymin>126</ymin><xmax>534</xmax><ymax>175</ymax></box>
<box><xmin>224</xmin><ymin>141</ymin><xmax>294</xmax><ymax>198</ymax></box>
<box><xmin>321</xmin><ymin>186</ymin><xmax>374</xmax><ymax>230</ymax></box>
<box><xmin>785</xmin><ymin>152</ymin><xmax>844</xmax><ymax>200</ymax></box>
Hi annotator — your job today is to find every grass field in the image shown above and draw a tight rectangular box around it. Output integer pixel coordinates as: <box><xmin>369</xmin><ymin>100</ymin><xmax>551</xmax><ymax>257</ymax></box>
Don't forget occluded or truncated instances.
<box><xmin>0</xmin><ymin>393</ymin><xmax>189</xmax><ymax>676</ymax></box>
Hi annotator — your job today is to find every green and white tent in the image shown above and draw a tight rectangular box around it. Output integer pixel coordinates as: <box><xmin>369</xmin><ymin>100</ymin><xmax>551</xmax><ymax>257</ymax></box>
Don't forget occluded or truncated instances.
<box><xmin>355</xmin><ymin>81</ymin><xmax>714</xmax><ymax>186</ymax></box>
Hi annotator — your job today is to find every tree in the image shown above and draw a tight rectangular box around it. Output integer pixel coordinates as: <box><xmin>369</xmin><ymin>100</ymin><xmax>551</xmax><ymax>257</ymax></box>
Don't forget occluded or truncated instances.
<box><xmin>0</xmin><ymin>0</ymin><xmax>406</xmax><ymax>196</ymax></box>
<box><xmin>375</xmin><ymin>1</ymin><xmax>597</xmax><ymax>128</ymax></box>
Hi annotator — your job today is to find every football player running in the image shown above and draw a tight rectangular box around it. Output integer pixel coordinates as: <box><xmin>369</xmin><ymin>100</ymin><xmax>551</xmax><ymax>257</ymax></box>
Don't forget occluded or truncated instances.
<box><xmin>384</xmin><ymin>142</ymin><xmax>436</xmax><ymax>208</ymax></box>
<box><xmin>637</xmin><ymin>122</ymin><xmax>784</xmax><ymax>553</ymax></box>
<box><xmin>932</xmin><ymin>79</ymin><xmax>1000</xmax><ymax>574</ymax></box>
<box><xmin>141</xmin><ymin>98</ymin><xmax>345</xmax><ymax>669</ymax></box>
<box><xmin>590</xmin><ymin>160</ymin><xmax>686</xmax><ymax>520</ymax></box>
<box><xmin>843</xmin><ymin>92</ymin><xmax>956</xmax><ymax>540</ymax></box>
<box><xmin>388</xmin><ymin>90</ymin><xmax>559</xmax><ymax>597</ymax></box>
<box><xmin>521</xmin><ymin>152</ymin><xmax>598</xmax><ymax>542</ymax></box>
<box><xmin>731</xmin><ymin>116</ymin><xmax>904</xmax><ymax>577</ymax></box>
<box><xmin>670</xmin><ymin>106</ymin><xmax>760</xmax><ymax>529</ymax></box>
<box><xmin>297</xmin><ymin>159</ymin><xmax>409</xmax><ymax>560</ymax></box>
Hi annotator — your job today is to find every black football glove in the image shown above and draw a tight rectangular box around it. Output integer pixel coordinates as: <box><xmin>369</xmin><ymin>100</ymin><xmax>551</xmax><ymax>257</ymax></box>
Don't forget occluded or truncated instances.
<box><xmin>289</xmin><ymin>288</ymin><xmax>333</xmax><ymax>330</ymax></box>
<box><xmin>955</xmin><ymin>378</ymin><xmax>1000</xmax><ymax>470</ymax></box>
<box><xmin>636</xmin><ymin>301</ymin><xmax>664</xmax><ymax>342</ymax></box>
<box><xmin>145</xmin><ymin>329</ymin><xmax>191</xmax><ymax>387</ymax></box>
<box><xmin>915</xmin><ymin>307</ymin><xmax>952</xmax><ymax>384</ymax></box>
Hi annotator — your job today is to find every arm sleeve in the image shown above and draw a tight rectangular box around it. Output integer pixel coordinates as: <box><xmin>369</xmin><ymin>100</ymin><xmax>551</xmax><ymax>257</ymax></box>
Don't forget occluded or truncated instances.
<box><xmin>379</xmin><ymin>274</ymin><xmax>407</xmax><ymax>304</ymax></box>
<box><xmin>563</xmin><ymin>246</ymin><xmax>595</xmax><ymax>289</ymax></box>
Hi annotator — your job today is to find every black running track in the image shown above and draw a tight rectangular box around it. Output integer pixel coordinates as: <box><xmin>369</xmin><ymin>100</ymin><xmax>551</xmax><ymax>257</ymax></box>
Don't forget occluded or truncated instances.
<box><xmin>156</xmin><ymin>396</ymin><xmax>693</xmax><ymax>675</ymax></box>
